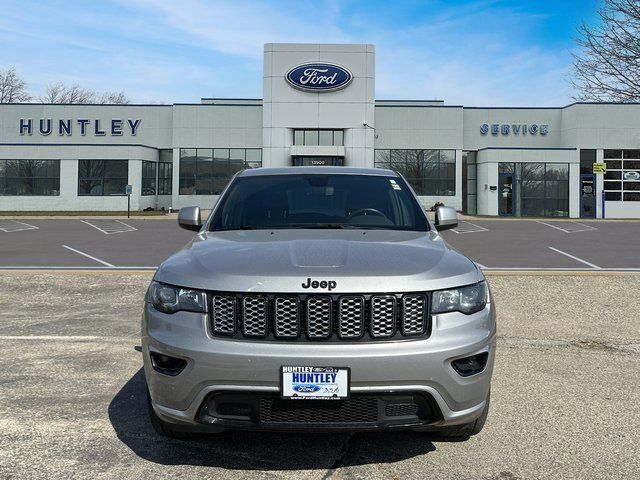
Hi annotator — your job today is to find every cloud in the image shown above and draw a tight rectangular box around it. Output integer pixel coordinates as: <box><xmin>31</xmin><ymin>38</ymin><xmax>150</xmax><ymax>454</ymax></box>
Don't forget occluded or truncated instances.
<box><xmin>114</xmin><ymin>0</ymin><xmax>576</xmax><ymax>105</ymax></box>
<box><xmin>0</xmin><ymin>0</ymin><xmax>580</xmax><ymax>104</ymax></box>
<box><xmin>369</xmin><ymin>1</ymin><xmax>574</xmax><ymax>105</ymax></box>
<box><xmin>115</xmin><ymin>0</ymin><xmax>354</xmax><ymax>58</ymax></box>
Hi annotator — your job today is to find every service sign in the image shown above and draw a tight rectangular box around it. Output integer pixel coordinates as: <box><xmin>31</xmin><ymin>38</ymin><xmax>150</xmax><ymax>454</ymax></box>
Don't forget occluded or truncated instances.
<box><xmin>281</xmin><ymin>366</ymin><xmax>349</xmax><ymax>400</ymax></box>
<box><xmin>285</xmin><ymin>63</ymin><xmax>353</xmax><ymax>92</ymax></box>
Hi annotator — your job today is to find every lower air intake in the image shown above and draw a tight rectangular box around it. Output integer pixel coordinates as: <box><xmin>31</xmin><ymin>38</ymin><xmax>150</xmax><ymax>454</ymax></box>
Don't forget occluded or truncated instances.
<box><xmin>259</xmin><ymin>396</ymin><xmax>378</xmax><ymax>424</ymax></box>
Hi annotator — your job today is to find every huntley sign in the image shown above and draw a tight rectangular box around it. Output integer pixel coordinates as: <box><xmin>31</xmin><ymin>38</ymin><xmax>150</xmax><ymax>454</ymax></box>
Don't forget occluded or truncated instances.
<box><xmin>19</xmin><ymin>118</ymin><xmax>142</xmax><ymax>136</ymax></box>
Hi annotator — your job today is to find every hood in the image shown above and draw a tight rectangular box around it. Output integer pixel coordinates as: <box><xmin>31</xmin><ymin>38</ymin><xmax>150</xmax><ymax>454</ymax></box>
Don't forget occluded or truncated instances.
<box><xmin>154</xmin><ymin>229</ymin><xmax>481</xmax><ymax>293</ymax></box>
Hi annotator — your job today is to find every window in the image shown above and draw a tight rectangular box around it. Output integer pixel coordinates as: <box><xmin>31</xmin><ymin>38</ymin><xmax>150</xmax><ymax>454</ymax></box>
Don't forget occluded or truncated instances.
<box><xmin>603</xmin><ymin>150</ymin><xmax>640</xmax><ymax>201</ymax></box>
<box><xmin>209</xmin><ymin>174</ymin><xmax>430</xmax><ymax>232</ymax></box>
<box><xmin>78</xmin><ymin>160</ymin><xmax>128</xmax><ymax>196</ymax></box>
<box><xmin>462</xmin><ymin>151</ymin><xmax>477</xmax><ymax>214</ymax></box>
<box><xmin>158</xmin><ymin>150</ymin><xmax>172</xmax><ymax>195</ymax></box>
<box><xmin>580</xmin><ymin>149</ymin><xmax>596</xmax><ymax>175</ymax></box>
<box><xmin>304</xmin><ymin>130</ymin><xmax>319</xmax><ymax>146</ymax></box>
<box><xmin>141</xmin><ymin>161</ymin><xmax>156</xmax><ymax>196</ymax></box>
<box><xmin>0</xmin><ymin>160</ymin><xmax>60</xmax><ymax>196</ymax></box>
<box><xmin>179</xmin><ymin>148</ymin><xmax>262</xmax><ymax>195</ymax></box>
<box><xmin>498</xmin><ymin>162</ymin><xmax>569</xmax><ymax>217</ymax></box>
<box><xmin>375</xmin><ymin>149</ymin><xmax>456</xmax><ymax>196</ymax></box>
<box><xmin>245</xmin><ymin>149</ymin><xmax>262</xmax><ymax>169</ymax></box>
<box><xmin>158</xmin><ymin>163</ymin><xmax>172</xmax><ymax>195</ymax></box>
<box><xmin>293</xmin><ymin>129</ymin><xmax>344</xmax><ymax>146</ymax></box>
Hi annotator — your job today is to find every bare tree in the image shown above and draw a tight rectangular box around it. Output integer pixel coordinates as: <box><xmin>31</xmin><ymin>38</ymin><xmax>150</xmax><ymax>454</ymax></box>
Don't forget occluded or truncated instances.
<box><xmin>40</xmin><ymin>83</ymin><xmax>95</xmax><ymax>104</ymax></box>
<box><xmin>0</xmin><ymin>67</ymin><xmax>32</xmax><ymax>103</ymax></box>
<box><xmin>97</xmin><ymin>90</ymin><xmax>131</xmax><ymax>104</ymax></box>
<box><xmin>572</xmin><ymin>0</ymin><xmax>640</xmax><ymax>101</ymax></box>
<box><xmin>40</xmin><ymin>82</ymin><xmax>131</xmax><ymax>104</ymax></box>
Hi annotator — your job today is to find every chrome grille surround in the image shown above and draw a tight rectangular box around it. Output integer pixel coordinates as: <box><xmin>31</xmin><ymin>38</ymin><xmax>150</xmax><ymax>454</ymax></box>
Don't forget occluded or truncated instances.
<box><xmin>211</xmin><ymin>295</ymin><xmax>236</xmax><ymax>335</ymax></box>
<box><xmin>274</xmin><ymin>297</ymin><xmax>300</xmax><ymax>338</ymax></box>
<box><xmin>370</xmin><ymin>295</ymin><xmax>397</xmax><ymax>338</ymax></box>
<box><xmin>242</xmin><ymin>296</ymin><xmax>268</xmax><ymax>337</ymax></box>
<box><xmin>401</xmin><ymin>294</ymin><xmax>428</xmax><ymax>336</ymax></box>
<box><xmin>209</xmin><ymin>292</ymin><xmax>430</xmax><ymax>341</ymax></box>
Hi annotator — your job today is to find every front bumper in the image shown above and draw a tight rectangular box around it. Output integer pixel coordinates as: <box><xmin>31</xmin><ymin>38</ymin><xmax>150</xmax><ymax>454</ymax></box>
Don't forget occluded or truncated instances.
<box><xmin>142</xmin><ymin>300</ymin><xmax>496</xmax><ymax>431</ymax></box>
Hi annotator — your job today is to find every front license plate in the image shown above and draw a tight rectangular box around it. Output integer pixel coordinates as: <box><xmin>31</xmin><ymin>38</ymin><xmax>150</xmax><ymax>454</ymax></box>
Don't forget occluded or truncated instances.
<box><xmin>281</xmin><ymin>366</ymin><xmax>350</xmax><ymax>400</ymax></box>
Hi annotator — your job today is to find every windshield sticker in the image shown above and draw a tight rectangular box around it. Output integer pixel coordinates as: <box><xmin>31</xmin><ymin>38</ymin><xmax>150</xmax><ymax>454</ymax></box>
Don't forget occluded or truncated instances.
<box><xmin>389</xmin><ymin>179</ymin><xmax>401</xmax><ymax>190</ymax></box>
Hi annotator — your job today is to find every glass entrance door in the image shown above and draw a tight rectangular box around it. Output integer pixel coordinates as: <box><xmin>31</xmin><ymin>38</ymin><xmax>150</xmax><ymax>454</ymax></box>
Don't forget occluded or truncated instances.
<box><xmin>580</xmin><ymin>174</ymin><xmax>596</xmax><ymax>218</ymax></box>
<box><xmin>498</xmin><ymin>173</ymin><xmax>515</xmax><ymax>216</ymax></box>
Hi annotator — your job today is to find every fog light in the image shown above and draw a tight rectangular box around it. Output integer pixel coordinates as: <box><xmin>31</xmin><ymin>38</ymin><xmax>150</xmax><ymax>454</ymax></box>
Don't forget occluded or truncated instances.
<box><xmin>150</xmin><ymin>352</ymin><xmax>187</xmax><ymax>376</ymax></box>
<box><xmin>451</xmin><ymin>352</ymin><xmax>488</xmax><ymax>377</ymax></box>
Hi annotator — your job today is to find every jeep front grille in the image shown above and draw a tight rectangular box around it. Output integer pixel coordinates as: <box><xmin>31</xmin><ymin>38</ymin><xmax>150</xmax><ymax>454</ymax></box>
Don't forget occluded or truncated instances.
<box><xmin>241</xmin><ymin>296</ymin><xmax>268</xmax><ymax>337</ymax></box>
<box><xmin>370</xmin><ymin>296</ymin><xmax>397</xmax><ymax>338</ymax></box>
<box><xmin>211</xmin><ymin>295</ymin><xmax>236</xmax><ymax>335</ymax></box>
<box><xmin>338</xmin><ymin>296</ymin><xmax>365</xmax><ymax>338</ymax></box>
<box><xmin>306</xmin><ymin>297</ymin><xmax>332</xmax><ymax>339</ymax></box>
<box><xmin>274</xmin><ymin>297</ymin><xmax>300</xmax><ymax>338</ymax></box>
<box><xmin>209</xmin><ymin>292</ymin><xmax>431</xmax><ymax>342</ymax></box>
<box><xmin>401</xmin><ymin>294</ymin><xmax>428</xmax><ymax>335</ymax></box>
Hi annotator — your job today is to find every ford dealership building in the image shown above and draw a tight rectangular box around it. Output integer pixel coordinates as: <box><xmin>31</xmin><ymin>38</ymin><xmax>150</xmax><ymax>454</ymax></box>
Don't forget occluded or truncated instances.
<box><xmin>1</xmin><ymin>43</ymin><xmax>640</xmax><ymax>218</ymax></box>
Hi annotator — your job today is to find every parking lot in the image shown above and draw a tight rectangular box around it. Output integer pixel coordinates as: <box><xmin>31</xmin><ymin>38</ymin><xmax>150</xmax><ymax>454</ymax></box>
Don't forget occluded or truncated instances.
<box><xmin>0</xmin><ymin>271</ymin><xmax>638</xmax><ymax>479</ymax></box>
<box><xmin>0</xmin><ymin>218</ymin><xmax>192</xmax><ymax>269</ymax></box>
<box><xmin>443</xmin><ymin>219</ymin><xmax>640</xmax><ymax>271</ymax></box>
<box><xmin>1</xmin><ymin>216</ymin><xmax>639</xmax><ymax>479</ymax></box>
<box><xmin>0</xmin><ymin>217</ymin><xmax>639</xmax><ymax>271</ymax></box>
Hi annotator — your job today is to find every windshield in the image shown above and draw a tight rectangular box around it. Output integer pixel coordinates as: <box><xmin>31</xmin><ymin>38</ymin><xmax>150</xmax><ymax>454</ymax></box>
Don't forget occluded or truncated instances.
<box><xmin>209</xmin><ymin>174</ymin><xmax>430</xmax><ymax>231</ymax></box>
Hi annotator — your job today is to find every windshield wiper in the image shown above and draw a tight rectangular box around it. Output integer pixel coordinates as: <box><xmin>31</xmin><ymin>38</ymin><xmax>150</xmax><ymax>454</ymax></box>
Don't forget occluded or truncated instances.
<box><xmin>286</xmin><ymin>223</ymin><xmax>346</xmax><ymax>229</ymax></box>
<box><xmin>211</xmin><ymin>226</ymin><xmax>259</xmax><ymax>231</ymax></box>
<box><xmin>212</xmin><ymin>224</ymin><xmax>366</xmax><ymax>231</ymax></box>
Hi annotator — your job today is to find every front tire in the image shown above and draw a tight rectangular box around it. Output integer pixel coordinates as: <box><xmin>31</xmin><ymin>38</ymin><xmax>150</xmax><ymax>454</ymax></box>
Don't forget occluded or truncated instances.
<box><xmin>436</xmin><ymin>390</ymin><xmax>490</xmax><ymax>440</ymax></box>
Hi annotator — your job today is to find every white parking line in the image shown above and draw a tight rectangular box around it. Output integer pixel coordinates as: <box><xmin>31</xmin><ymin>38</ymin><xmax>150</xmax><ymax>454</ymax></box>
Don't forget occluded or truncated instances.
<box><xmin>0</xmin><ymin>335</ymin><xmax>100</xmax><ymax>341</ymax></box>
<box><xmin>482</xmin><ymin>267</ymin><xmax>640</xmax><ymax>272</ymax></box>
<box><xmin>0</xmin><ymin>266</ymin><xmax>157</xmax><ymax>270</ymax></box>
<box><xmin>0</xmin><ymin>220</ymin><xmax>39</xmax><ymax>233</ymax></box>
<box><xmin>81</xmin><ymin>219</ymin><xmax>137</xmax><ymax>234</ymax></box>
<box><xmin>548</xmin><ymin>246</ymin><xmax>602</xmax><ymax>269</ymax></box>
<box><xmin>62</xmin><ymin>245</ymin><xmax>116</xmax><ymax>268</ymax></box>
<box><xmin>537</xmin><ymin>221</ymin><xmax>597</xmax><ymax>233</ymax></box>
<box><xmin>451</xmin><ymin>221</ymin><xmax>489</xmax><ymax>234</ymax></box>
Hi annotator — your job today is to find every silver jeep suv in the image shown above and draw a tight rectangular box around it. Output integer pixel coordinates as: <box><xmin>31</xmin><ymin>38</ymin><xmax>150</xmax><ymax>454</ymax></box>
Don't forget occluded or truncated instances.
<box><xmin>142</xmin><ymin>167</ymin><xmax>496</xmax><ymax>439</ymax></box>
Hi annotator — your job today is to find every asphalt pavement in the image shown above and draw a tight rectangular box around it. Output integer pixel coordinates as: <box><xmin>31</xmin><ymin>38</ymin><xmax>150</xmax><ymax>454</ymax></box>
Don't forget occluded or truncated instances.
<box><xmin>0</xmin><ymin>217</ymin><xmax>639</xmax><ymax>271</ymax></box>
<box><xmin>0</xmin><ymin>272</ymin><xmax>638</xmax><ymax>479</ymax></box>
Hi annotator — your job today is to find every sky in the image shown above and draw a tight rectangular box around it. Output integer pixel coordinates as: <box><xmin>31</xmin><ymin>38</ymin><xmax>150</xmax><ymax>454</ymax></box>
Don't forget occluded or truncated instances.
<box><xmin>0</xmin><ymin>0</ymin><xmax>601</xmax><ymax>106</ymax></box>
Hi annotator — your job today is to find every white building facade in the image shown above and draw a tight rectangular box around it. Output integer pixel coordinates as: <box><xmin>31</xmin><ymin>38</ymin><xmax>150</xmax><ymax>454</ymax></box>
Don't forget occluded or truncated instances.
<box><xmin>1</xmin><ymin>43</ymin><xmax>639</xmax><ymax>218</ymax></box>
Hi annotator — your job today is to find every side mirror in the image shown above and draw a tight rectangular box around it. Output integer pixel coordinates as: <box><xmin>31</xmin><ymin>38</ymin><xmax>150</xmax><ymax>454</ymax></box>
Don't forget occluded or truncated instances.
<box><xmin>178</xmin><ymin>206</ymin><xmax>202</xmax><ymax>231</ymax></box>
<box><xmin>434</xmin><ymin>205</ymin><xmax>458</xmax><ymax>231</ymax></box>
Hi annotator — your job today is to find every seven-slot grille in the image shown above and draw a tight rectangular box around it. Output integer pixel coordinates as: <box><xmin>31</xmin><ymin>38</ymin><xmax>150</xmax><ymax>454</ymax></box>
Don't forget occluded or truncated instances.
<box><xmin>210</xmin><ymin>292</ymin><xmax>430</xmax><ymax>341</ymax></box>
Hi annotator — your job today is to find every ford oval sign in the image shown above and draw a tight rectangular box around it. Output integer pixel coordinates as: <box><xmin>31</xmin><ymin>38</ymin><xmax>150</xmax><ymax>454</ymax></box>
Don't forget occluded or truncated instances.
<box><xmin>285</xmin><ymin>63</ymin><xmax>353</xmax><ymax>92</ymax></box>
<box><xmin>623</xmin><ymin>171</ymin><xmax>640</xmax><ymax>180</ymax></box>
<box><xmin>293</xmin><ymin>384</ymin><xmax>322</xmax><ymax>393</ymax></box>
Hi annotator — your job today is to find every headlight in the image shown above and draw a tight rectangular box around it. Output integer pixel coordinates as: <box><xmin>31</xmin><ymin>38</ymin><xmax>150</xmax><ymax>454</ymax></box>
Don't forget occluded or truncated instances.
<box><xmin>148</xmin><ymin>282</ymin><xmax>207</xmax><ymax>314</ymax></box>
<box><xmin>432</xmin><ymin>281</ymin><xmax>488</xmax><ymax>315</ymax></box>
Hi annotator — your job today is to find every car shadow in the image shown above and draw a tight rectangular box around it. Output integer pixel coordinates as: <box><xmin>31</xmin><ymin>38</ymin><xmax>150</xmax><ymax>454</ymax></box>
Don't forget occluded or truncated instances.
<box><xmin>108</xmin><ymin>368</ymin><xmax>438</xmax><ymax>470</ymax></box>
